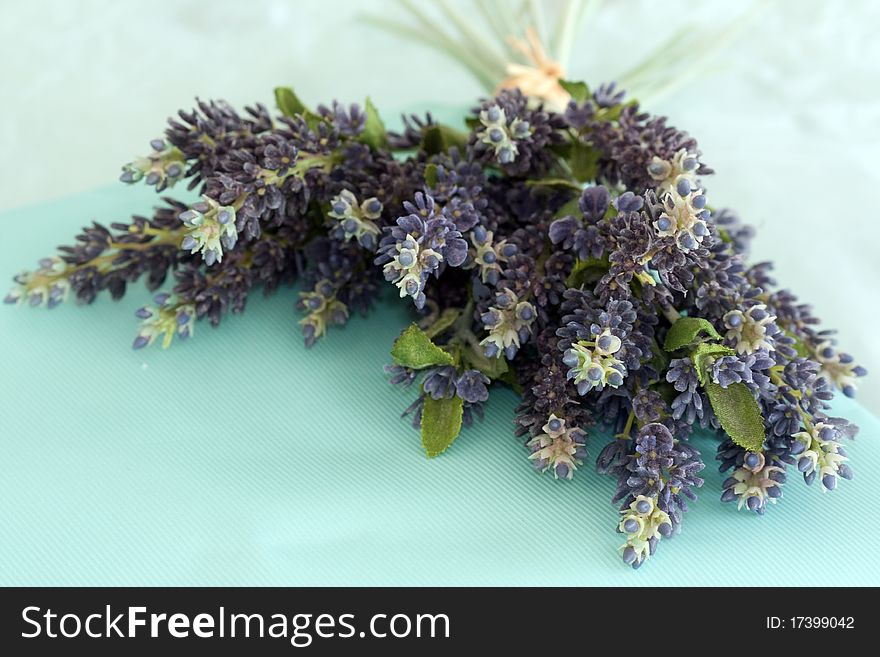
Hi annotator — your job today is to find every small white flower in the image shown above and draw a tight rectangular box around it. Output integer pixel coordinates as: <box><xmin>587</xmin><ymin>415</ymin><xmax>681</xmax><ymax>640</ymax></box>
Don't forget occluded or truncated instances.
<box><xmin>298</xmin><ymin>278</ymin><xmax>349</xmax><ymax>346</ymax></box>
<box><xmin>562</xmin><ymin>329</ymin><xmax>626</xmax><ymax>394</ymax></box>
<box><xmin>647</xmin><ymin>148</ymin><xmax>700</xmax><ymax>195</ymax></box>
<box><xmin>328</xmin><ymin>189</ymin><xmax>382</xmax><ymax>250</ymax></box>
<box><xmin>812</xmin><ymin>340</ymin><xmax>863</xmax><ymax>396</ymax></box>
<box><xmin>381</xmin><ymin>234</ymin><xmax>442</xmax><ymax>303</ymax></box>
<box><xmin>527</xmin><ymin>414</ymin><xmax>586</xmax><ymax>480</ymax></box>
<box><xmin>120</xmin><ymin>139</ymin><xmax>186</xmax><ymax>191</ymax></box>
<box><xmin>133</xmin><ymin>294</ymin><xmax>195</xmax><ymax>350</ymax></box>
<box><xmin>728</xmin><ymin>462</ymin><xmax>784</xmax><ymax>511</ymax></box>
<box><xmin>652</xmin><ymin>184</ymin><xmax>710</xmax><ymax>253</ymax></box>
<box><xmin>480</xmin><ymin>287</ymin><xmax>536</xmax><ymax>359</ymax></box>
<box><xmin>619</xmin><ymin>495</ymin><xmax>672</xmax><ymax>567</ymax></box>
<box><xmin>467</xmin><ymin>229</ymin><xmax>511</xmax><ymax>284</ymax></box>
<box><xmin>723</xmin><ymin>304</ymin><xmax>776</xmax><ymax>354</ymax></box>
<box><xmin>792</xmin><ymin>422</ymin><xmax>849</xmax><ymax>491</ymax></box>
<box><xmin>180</xmin><ymin>196</ymin><xmax>238</xmax><ymax>265</ymax></box>
<box><xmin>476</xmin><ymin>104</ymin><xmax>531</xmax><ymax>165</ymax></box>
<box><xmin>4</xmin><ymin>258</ymin><xmax>69</xmax><ymax>308</ymax></box>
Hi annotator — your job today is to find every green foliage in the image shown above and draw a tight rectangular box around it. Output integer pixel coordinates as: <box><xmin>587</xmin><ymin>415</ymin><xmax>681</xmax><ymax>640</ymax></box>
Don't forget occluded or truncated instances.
<box><xmin>705</xmin><ymin>382</ymin><xmax>765</xmax><ymax>452</ymax></box>
<box><xmin>463</xmin><ymin>342</ymin><xmax>508</xmax><ymax>380</ymax></box>
<box><xmin>782</xmin><ymin>328</ymin><xmax>811</xmax><ymax>358</ymax></box>
<box><xmin>647</xmin><ymin>340</ymin><xmax>671</xmax><ymax>379</ymax></box>
<box><xmin>274</xmin><ymin>87</ymin><xmax>308</xmax><ymax>117</ymax></box>
<box><xmin>525</xmin><ymin>178</ymin><xmax>583</xmax><ymax>192</ymax></box>
<box><xmin>554</xmin><ymin>195</ymin><xmax>581</xmax><ymax>219</ymax></box>
<box><xmin>558</xmin><ymin>79</ymin><xmax>590</xmax><ymax>103</ymax></box>
<box><xmin>391</xmin><ymin>324</ymin><xmax>454</xmax><ymax>369</ymax></box>
<box><xmin>464</xmin><ymin>116</ymin><xmax>480</xmax><ymax>131</ymax></box>
<box><xmin>420</xmin><ymin>124</ymin><xmax>468</xmax><ymax>156</ymax></box>
<box><xmin>422</xmin><ymin>126</ymin><xmax>446</xmax><ymax>156</ymax></box>
<box><xmin>359</xmin><ymin>97</ymin><xmax>389</xmax><ymax>150</ymax></box>
<box><xmin>664</xmin><ymin>316</ymin><xmax>722</xmax><ymax>352</ymax></box>
<box><xmin>421</xmin><ymin>395</ymin><xmax>464</xmax><ymax>457</ymax></box>
<box><xmin>567</xmin><ymin>140</ymin><xmax>601</xmax><ymax>182</ymax></box>
<box><xmin>497</xmin><ymin>367</ymin><xmax>523</xmax><ymax>394</ymax></box>
<box><xmin>683</xmin><ymin>327</ymin><xmax>765</xmax><ymax>452</ymax></box>
<box><xmin>424</xmin><ymin>163</ymin><xmax>439</xmax><ymax>189</ymax></box>
<box><xmin>691</xmin><ymin>342</ymin><xmax>735</xmax><ymax>387</ymax></box>
<box><xmin>652</xmin><ymin>381</ymin><xmax>678</xmax><ymax>407</ymax></box>
<box><xmin>422</xmin><ymin>308</ymin><xmax>461</xmax><ymax>339</ymax></box>
<box><xmin>566</xmin><ymin>256</ymin><xmax>609</xmax><ymax>288</ymax></box>
<box><xmin>595</xmin><ymin>98</ymin><xmax>638</xmax><ymax>123</ymax></box>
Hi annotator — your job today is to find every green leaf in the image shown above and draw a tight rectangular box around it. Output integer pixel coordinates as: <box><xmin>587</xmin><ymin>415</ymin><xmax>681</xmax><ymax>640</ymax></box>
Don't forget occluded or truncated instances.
<box><xmin>421</xmin><ymin>126</ymin><xmax>445</xmax><ymax>156</ymax></box>
<box><xmin>421</xmin><ymin>395</ymin><xmax>464</xmax><ymax>458</ymax></box>
<box><xmin>390</xmin><ymin>324</ymin><xmax>454</xmax><ymax>369</ymax></box>
<box><xmin>566</xmin><ymin>256</ymin><xmax>609</xmax><ymax>288</ymax></box>
<box><xmin>559</xmin><ymin>79</ymin><xmax>590</xmax><ymax>103</ymax></box>
<box><xmin>420</xmin><ymin>124</ymin><xmax>468</xmax><ymax>156</ymax></box>
<box><xmin>359</xmin><ymin>97</ymin><xmax>388</xmax><ymax>150</ymax></box>
<box><xmin>424</xmin><ymin>163</ymin><xmax>439</xmax><ymax>189</ymax></box>
<box><xmin>274</xmin><ymin>87</ymin><xmax>307</xmax><ymax>117</ymax></box>
<box><xmin>647</xmin><ymin>340</ymin><xmax>671</xmax><ymax>378</ymax></box>
<box><xmin>464</xmin><ymin>116</ymin><xmax>481</xmax><ymax>131</ymax></box>
<box><xmin>554</xmin><ymin>196</ymin><xmax>581</xmax><ymax>219</ymax></box>
<box><xmin>652</xmin><ymin>381</ymin><xmax>678</xmax><ymax>407</ymax></box>
<box><xmin>498</xmin><ymin>367</ymin><xmax>523</xmax><ymax>395</ymax></box>
<box><xmin>462</xmin><ymin>342</ymin><xmax>508</xmax><ymax>380</ymax></box>
<box><xmin>705</xmin><ymin>382</ymin><xmax>765</xmax><ymax>452</ymax></box>
<box><xmin>525</xmin><ymin>178</ymin><xmax>582</xmax><ymax>192</ymax></box>
<box><xmin>441</xmin><ymin>125</ymin><xmax>468</xmax><ymax>151</ymax></box>
<box><xmin>568</xmin><ymin>140</ymin><xmax>601</xmax><ymax>182</ymax></box>
<box><xmin>664</xmin><ymin>316</ymin><xmax>722</xmax><ymax>352</ymax></box>
<box><xmin>595</xmin><ymin>98</ymin><xmax>638</xmax><ymax>123</ymax></box>
<box><xmin>275</xmin><ymin>87</ymin><xmax>326</xmax><ymax>130</ymax></box>
<box><xmin>691</xmin><ymin>342</ymin><xmax>735</xmax><ymax>387</ymax></box>
<box><xmin>422</xmin><ymin>308</ymin><xmax>460</xmax><ymax>339</ymax></box>
<box><xmin>782</xmin><ymin>328</ymin><xmax>810</xmax><ymax>358</ymax></box>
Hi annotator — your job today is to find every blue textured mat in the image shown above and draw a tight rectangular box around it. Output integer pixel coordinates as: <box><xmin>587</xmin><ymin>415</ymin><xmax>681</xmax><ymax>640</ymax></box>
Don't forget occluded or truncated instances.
<box><xmin>1</xmin><ymin>185</ymin><xmax>878</xmax><ymax>585</ymax></box>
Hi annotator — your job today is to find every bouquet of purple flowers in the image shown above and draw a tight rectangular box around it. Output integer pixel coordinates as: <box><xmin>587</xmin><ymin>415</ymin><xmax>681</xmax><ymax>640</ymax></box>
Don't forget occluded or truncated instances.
<box><xmin>7</xmin><ymin>80</ymin><xmax>866</xmax><ymax>568</ymax></box>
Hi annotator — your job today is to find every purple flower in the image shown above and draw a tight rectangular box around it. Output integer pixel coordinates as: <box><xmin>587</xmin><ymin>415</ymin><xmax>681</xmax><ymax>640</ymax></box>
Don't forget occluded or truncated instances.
<box><xmin>455</xmin><ymin>369</ymin><xmax>490</xmax><ymax>403</ymax></box>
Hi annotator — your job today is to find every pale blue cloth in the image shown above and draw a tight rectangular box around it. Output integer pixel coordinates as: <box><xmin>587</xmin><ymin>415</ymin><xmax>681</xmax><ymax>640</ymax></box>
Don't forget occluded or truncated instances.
<box><xmin>1</xmin><ymin>185</ymin><xmax>878</xmax><ymax>585</ymax></box>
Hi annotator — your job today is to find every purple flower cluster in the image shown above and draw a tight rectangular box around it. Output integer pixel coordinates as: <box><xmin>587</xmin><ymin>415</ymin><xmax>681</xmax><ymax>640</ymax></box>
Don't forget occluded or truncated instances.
<box><xmin>607</xmin><ymin>423</ymin><xmax>704</xmax><ymax>568</ymax></box>
<box><xmin>374</xmin><ymin>192</ymin><xmax>474</xmax><ymax>309</ymax></box>
<box><xmin>8</xmin><ymin>81</ymin><xmax>867</xmax><ymax>569</ymax></box>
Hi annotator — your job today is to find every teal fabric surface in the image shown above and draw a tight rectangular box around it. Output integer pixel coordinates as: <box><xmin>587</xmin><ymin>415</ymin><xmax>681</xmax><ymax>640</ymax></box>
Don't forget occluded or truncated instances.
<box><xmin>1</xmin><ymin>186</ymin><xmax>878</xmax><ymax>586</ymax></box>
